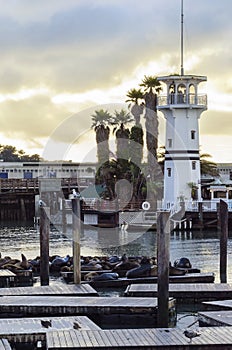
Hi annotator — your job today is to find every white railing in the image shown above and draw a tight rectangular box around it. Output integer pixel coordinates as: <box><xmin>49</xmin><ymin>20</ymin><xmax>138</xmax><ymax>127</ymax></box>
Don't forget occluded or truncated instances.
<box><xmin>158</xmin><ymin>93</ymin><xmax>207</xmax><ymax>108</ymax></box>
<box><xmin>186</xmin><ymin>200</ymin><xmax>232</xmax><ymax>212</ymax></box>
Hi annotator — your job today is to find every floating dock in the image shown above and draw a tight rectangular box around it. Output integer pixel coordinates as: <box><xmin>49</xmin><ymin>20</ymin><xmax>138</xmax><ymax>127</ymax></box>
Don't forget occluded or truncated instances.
<box><xmin>46</xmin><ymin>327</ymin><xmax>232</xmax><ymax>349</ymax></box>
<box><xmin>0</xmin><ymin>339</ymin><xmax>11</xmax><ymax>350</ymax></box>
<box><xmin>0</xmin><ymin>282</ymin><xmax>98</xmax><ymax>297</ymax></box>
<box><xmin>198</xmin><ymin>310</ymin><xmax>232</xmax><ymax>327</ymax></box>
<box><xmin>0</xmin><ymin>295</ymin><xmax>174</xmax><ymax>317</ymax></box>
<box><xmin>125</xmin><ymin>283</ymin><xmax>232</xmax><ymax>303</ymax></box>
<box><xmin>62</xmin><ymin>272</ymin><xmax>215</xmax><ymax>287</ymax></box>
<box><xmin>203</xmin><ymin>299</ymin><xmax>232</xmax><ymax>311</ymax></box>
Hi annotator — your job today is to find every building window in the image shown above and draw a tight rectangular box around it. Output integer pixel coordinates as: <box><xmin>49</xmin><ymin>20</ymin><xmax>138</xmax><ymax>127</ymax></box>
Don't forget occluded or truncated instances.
<box><xmin>168</xmin><ymin>138</ymin><xmax>172</xmax><ymax>148</ymax></box>
<box><xmin>191</xmin><ymin>130</ymin><xmax>196</xmax><ymax>140</ymax></box>
<box><xmin>167</xmin><ymin>168</ymin><xmax>172</xmax><ymax>177</ymax></box>
<box><xmin>192</xmin><ymin>161</ymin><xmax>196</xmax><ymax>170</ymax></box>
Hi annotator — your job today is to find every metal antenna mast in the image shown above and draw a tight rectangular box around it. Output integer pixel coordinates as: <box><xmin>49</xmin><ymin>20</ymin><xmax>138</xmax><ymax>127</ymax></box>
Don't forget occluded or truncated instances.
<box><xmin>180</xmin><ymin>0</ymin><xmax>184</xmax><ymax>75</ymax></box>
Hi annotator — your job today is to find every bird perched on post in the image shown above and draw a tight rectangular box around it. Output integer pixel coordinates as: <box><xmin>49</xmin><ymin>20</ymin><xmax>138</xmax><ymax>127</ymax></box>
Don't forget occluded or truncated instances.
<box><xmin>39</xmin><ymin>199</ymin><xmax>47</xmax><ymax>207</ymax></box>
<box><xmin>183</xmin><ymin>329</ymin><xmax>201</xmax><ymax>343</ymax></box>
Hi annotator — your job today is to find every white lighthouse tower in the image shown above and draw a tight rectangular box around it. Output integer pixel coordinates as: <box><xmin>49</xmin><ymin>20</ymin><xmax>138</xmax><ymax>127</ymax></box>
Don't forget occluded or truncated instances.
<box><xmin>157</xmin><ymin>1</ymin><xmax>207</xmax><ymax>209</ymax></box>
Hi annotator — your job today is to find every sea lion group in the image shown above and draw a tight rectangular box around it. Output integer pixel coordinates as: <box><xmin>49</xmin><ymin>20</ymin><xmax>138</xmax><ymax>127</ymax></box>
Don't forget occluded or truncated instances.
<box><xmin>0</xmin><ymin>252</ymin><xmax>191</xmax><ymax>281</ymax></box>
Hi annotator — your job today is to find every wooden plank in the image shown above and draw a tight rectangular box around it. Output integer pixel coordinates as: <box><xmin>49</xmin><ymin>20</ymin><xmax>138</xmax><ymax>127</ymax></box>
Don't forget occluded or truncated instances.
<box><xmin>198</xmin><ymin>310</ymin><xmax>232</xmax><ymax>327</ymax></box>
<box><xmin>0</xmin><ymin>283</ymin><xmax>98</xmax><ymax>297</ymax></box>
<box><xmin>0</xmin><ymin>296</ymin><xmax>162</xmax><ymax>317</ymax></box>
<box><xmin>125</xmin><ymin>283</ymin><xmax>232</xmax><ymax>302</ymax></box>
<box><xmin>47</xmin><ymin>327</ymin><xmax>232</xmax><ymax>349</ymax></box>
<box><xmin>79</xmin><ymin>272</ymin><xmax>215</xmax><ymax>288</ymax></box>
<box><xmin>0</xmin><ymin>270</ymin><xmax>16</xmax><ymax>277</ymax></box>
<box><xmin>0</xmin><ymin>316</ymin><xmax>101</xmax><ymax>336</ymax></box>
<box><xmin>203</xmin><ymin>299</ymin><xmax>232</xmax><ymax>311</ymax></box>
<box><xmin>0</xmin><ymin>339</ymin><xmax>12</xmax><ymax>350</ymax></box>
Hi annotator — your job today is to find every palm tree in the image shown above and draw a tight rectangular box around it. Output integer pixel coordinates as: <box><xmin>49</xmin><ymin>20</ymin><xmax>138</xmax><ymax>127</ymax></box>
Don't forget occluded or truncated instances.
<box><xmin>126</xmin><ymin>88</ymin><xmax>144</xmax><ymax>125</ymax></box>
<box><xmin>200</xmin><ymin>153</ymin><xmax>219</xmax><ymax>177</ymax></box>
<box><xmin>139</xmin><ymin>76</ymin><xmax>162</xmax><ymax>206</ymax></box>
<box><xmin>111</xmin><ymin>109</ymin><xmax>133</xmax><ymax>165</ymax></box>
<box><xmin>140</xmin><ymin>75</ymin><xmax>162</xmax><ymax>168</ymax></box>
<box><xmin>91</xmin><ymin>109</ymin><xmax>112</xmax><ymax>165</ymax></box>
<box><xmin>126</xmin><ymin>88</ymin><xmax>144</xmax><ymax>170</ymax></box>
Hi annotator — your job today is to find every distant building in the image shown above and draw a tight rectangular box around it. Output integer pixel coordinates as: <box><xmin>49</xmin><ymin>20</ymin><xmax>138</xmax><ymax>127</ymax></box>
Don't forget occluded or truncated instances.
<box><xmin>0</xmin><ymin>161</ymin><xmax>97</xmax><ymax>189</ymax></box>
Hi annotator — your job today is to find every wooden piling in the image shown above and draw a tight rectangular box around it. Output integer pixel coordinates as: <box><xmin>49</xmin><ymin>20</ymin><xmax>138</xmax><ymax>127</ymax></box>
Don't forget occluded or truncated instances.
<box><xmin>62</xmin><ymin>198</ymin><xmax>67</xmax><ymax>234</ymax></box>
<box><xmin>157</xmin><ymin>211</ymin><xmax>170</xmax><ymax>328</ymax></box>
<box><xmin>72</xmin><ymin>198</ymin><xmax>81</xmax><ymax>284</ymax></box>
<box><xmin>219</xmin><ymin>200</ymin><xmax>228</xmax><ymax>283</ymax></box>
<box><xmin>39</xmin><ymin>206</ymin><xmax>50</xmax><ymax>286</ymax></box>
<box><xmin>198</xmin><ymin>201</ymin><xmax>204</xmax><ymax>227</ymax></box>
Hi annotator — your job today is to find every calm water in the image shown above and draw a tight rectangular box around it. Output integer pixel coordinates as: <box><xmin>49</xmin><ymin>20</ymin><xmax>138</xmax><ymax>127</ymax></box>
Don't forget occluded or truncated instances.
<box><xmin>0</xmin><ymin>221</ymin><xmax>231</xmax><ymax>284</ymax></box>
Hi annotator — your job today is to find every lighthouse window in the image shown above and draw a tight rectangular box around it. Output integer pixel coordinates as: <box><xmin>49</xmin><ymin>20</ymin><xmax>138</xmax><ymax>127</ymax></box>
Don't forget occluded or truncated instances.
<box><xmin>191</xmin><ymin>130</ymin><xmax>196</xmax><ymax>139</ymax></box>
<box><xmin>167</xmin><ymin>168</ymin><xmax>172</xmax><ymax>177</ymax></box>
<box><xmin>192</xmin><ymin>161</ymin><xmax>196</xmax><ymax>170</ymax></box>
<box><xmin>168</xmin><ymin>138</ymin><xmax>172</xmax><ymax>148</ymax></box>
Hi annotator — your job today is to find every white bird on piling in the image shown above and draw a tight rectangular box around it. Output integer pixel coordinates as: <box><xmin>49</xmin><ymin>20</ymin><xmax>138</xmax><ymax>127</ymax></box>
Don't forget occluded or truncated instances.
<box><xmin>121</xmin><ymin>221</ymin><xmax>129</xmax><ymax>232</ymax></box>
<box><xmin>39</xmin><ymin>199</ymin><xmax>47</xmax><ymax>207</ymax></box>
<box><xmin>183</xmin><ymin>329</ymin><xmax>201</xmax><ymax>343</ymax></box>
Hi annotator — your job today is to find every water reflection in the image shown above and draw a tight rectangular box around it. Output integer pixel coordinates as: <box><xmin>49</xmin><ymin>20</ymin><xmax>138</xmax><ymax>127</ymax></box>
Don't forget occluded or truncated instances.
<box><xmin>0</xmin><ymin>222</ymin><xmax>231</xmax><ymax>283</ymax></box>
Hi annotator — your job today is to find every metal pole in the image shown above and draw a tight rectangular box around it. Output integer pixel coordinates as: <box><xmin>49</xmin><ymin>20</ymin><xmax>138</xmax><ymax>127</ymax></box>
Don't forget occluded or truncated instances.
<box><xmin>72</xmin><ymin>198</ymin><xmax>81</xmax><ymax>284</ymax></box>
<box><xmin>180</xmin><ymin>0</ymin><xmax>184</xmax><ymax>75</ymax></box>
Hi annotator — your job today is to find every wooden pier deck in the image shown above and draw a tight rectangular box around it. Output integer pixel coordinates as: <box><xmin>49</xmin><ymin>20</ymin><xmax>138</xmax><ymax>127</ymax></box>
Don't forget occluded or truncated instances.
<box><xmin>0</xmin><ymin>340</ymin><xmax>11</xmax><ymax>350</ymax></box>
<box><xmin>125</xmin><ymin>283</ymin><xmax>232</xmax><ymax>302</ymax></box>
<box><xmin>0</xmin><ymin>295</ymin><xmax>174</xmax><ymax>316</ymax></box>
<box><xmin>0</xmin><ymin>316</ymin><xmax>101</xmax><ymax>344</ymax></box>
<box><xmin>0</xmin><ymin>282</ymin><xmax>98</xmax><ymax>297</ymax></box>
<box><xmin>203</xmin><ymin>299</ymin><xmax>232</xmax><ymax>311</ymax></box>
<box><xmin>198</xmin><ymin>310</ymin><xmax>232</xmax><ymax>327</ymax></box>
<box><xmin>71</xmin><ymin>272</ymin><xmax>215</xmax><ymax>288</ymax></box>
<box><xmin>46</xmin><ymin>327</ymin><xmax>232</xmax><ymax>349</ymax></box>
<box><xmin>0</xmin><ymin>270</ymin><xmax>16</xmax><ymax>288</ymax></box>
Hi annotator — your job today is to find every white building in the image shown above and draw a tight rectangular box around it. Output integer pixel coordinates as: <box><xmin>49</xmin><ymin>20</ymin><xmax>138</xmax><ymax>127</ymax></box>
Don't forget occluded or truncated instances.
<box><xmin>157</xmin><ymin>75</ymin><xmax>207</xmax><ymax>209</ymax></box>
<box><xmin>0</xmin><ymin>161</ymin><xmax>96</xmax><ymax>185</ymax></box>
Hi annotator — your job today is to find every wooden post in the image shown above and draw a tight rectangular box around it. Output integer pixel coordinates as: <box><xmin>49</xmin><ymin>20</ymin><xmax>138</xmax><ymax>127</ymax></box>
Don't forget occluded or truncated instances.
<box><xmin>198</xmin><ymin>202</ymin><xmax>203</xmax><ymax>228</ymax></box>
<box><xmin>219</xmin><ymin>200</ymin><xmax>228</xmax><ymax>283</ymax></box>
<box><xmin>217</xmin><ymin>202</ymin><xmax>221</xmax><ymax>231</ymax></box>
<box><xmin>72</xmin><ymin>198</ymin><xmax>81</xmax><ymax>284</ymax></box>
<box><xmin>157</xmin><ymin>211</ymin><xmax>170</xmax><ymax>328</ymax></box>
<box><xmin>40</xmin><ymin>206</ymin><xmax>50</xmax><ymax>286</ymax></box>
<box><xmin>62</xmin><ymin>199</ymin><xmax>67</xmax><ymax>234</ymax></box>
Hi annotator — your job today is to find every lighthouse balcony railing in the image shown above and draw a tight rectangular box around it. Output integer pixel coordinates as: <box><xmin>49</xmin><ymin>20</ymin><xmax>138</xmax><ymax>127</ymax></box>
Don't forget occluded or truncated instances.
<box><xmin>158</xmin><ymin>93</ymin><xmax>207</xmax><ymax>108</ymax></box>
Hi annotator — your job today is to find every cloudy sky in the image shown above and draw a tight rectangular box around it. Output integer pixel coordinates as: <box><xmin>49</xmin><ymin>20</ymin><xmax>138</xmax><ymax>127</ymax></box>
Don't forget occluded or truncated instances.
<box><xmin>0</xmin><ymin>0</ymin><xmax>231</xmax><ymax>163</ymax></box>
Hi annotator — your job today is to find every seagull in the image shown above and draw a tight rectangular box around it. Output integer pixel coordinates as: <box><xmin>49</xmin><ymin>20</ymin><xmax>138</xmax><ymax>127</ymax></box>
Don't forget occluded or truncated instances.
<box><xmin>121</xmin><ymin>221</ymin><xmax>129</xmax><ymax>232</ymax></box>
<box><xmin>183</xmin><ymin>329</ymin><xmax>201</xmax><ymax>343</ymax></box>
<box><xmin>41</xmin><ymin>320</ymin><xmax>52</xmax><ymax>328</ymax></box>
<box><xmin>73</xmin><ymin>321</ymin><xmax>81</xmax><ymax>330</ymax></box>
<box><xmin>39</xmin><ymin>199</ymin><xmax>47</xmax><ymax>207</ymax></box>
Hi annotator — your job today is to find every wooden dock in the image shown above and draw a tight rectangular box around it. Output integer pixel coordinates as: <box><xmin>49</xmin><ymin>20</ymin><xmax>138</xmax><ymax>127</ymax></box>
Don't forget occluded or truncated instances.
<box><xmin>0</xmin><ymin>269</ymin><xmax>34</xmax><ymax>287</ymax></box>
<box><xmin>0</xmin><ymin>340</ymin><xmax>11</xmax><ymax>350</ymax></box>
<box><xmin>0</xmin><ymin>296</ymin><xmax>175</xmax><ymax>326</ymax></box>
<box><xmin>62</xmin><ymin>272</ymin><xmax>215</xmax><ymax>288</ymax></box>
<box><xmin>203</xmin><ymin>299</ymin><xmax>232</xmax><ymax>311</ymax></box>
<box><xmin>0</xmin><ymin>270</ymin><xmax>16</xmax><ymax>288</ymax></box>
<box><xmin>198</xmin><ymin>310</ymin><xmax>232</xmax><ymax>327</ymax></box>
<box><xmin>125</xmin><ymin>283</ymin><xmax>232</xmax><ymax>302</ymax></box>
<box><xmin>0</xmin><ymin>316</ymin><xmax>101</xmax><ymax>344</ymax></box>
<box><xmin>46</xmin><ymin>327</ymin><xmax>232</xmax><ymax>349</ymax></box>
<box><xmin>0</xmin><ymin>282</ymin><xmax>98</xmax><ymax>297</ymax></box>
